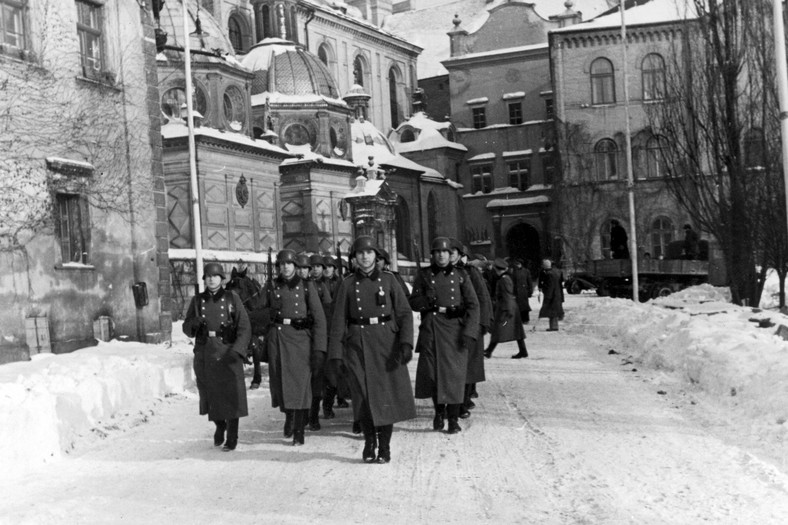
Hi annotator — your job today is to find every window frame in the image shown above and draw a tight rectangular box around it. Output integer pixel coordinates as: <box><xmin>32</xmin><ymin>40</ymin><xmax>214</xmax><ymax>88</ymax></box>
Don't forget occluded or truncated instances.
<box><xmin>472</xmin><ymin>106</ymin><xmax>486</xmax><ymax>129</ymax></box>
<box><xmin>76</xmin><ymin>0</ymin><xmax>105</xmax><ymax>80</ymax></box>
<box><xmin>590</xmin><ymin>57</ymin><xmax>615</xmax><ymax>105</ymax></box>
<box><xmin>507</xmin><ymin>158</ymin><xmax>531</xmax><ymax>190</ymax></box>
<box><xmin>650</xmin><ymin>216</ymin><xmax>674</xmax><ymax>259</ymax></box>
<box><xmin>541</xmin><ymin>151</ymin><xmax>556</xmax><ymax>185</ymax></box>
<box><xmin>0</xmin><ymin>0</ymin><xmax>26</xmax><ymax>52</ymax></box>
<box><xmin>594</xmin><ymin>138</ymin><xmax>619</xmax><ymax>181</ymax></box>
<box><xmin>508</xmin><ymin>102</ymin><xmax>523</xmax><ymax>125</ymax></box>
<box><xmin>228</xmin><ymin>14</ymin><xmax>244</xmax><ymax>53</ymax></box>
<box><xmin>646</xmin><ymin>135</ymin><xmax>666</xmax><ymax>178</ymax></box>
<box><xmin>470</xmin><ymin>164</ymin><xmax>493</xmax><ymax>194</ymax></box>
<box><xmin>642</xmin><ymin>53</ymin><xmax>665</xmax><ymax>102</ymax></box>
<box><xmin>56</xmin><ymin>192</ymin><xmax>91</xmax><ymax>265</ymax></box>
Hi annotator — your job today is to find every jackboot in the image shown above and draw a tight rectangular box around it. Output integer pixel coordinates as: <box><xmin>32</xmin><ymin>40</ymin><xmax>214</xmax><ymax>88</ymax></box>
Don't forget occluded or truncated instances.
<box><xmin>213</xmin><ymin>420</ymin><xmax>227</xmax><ymax>447</ymax></box>
<box><xmin>283</xmin><ymin>410</ymin><xmax>294</xmax><ymax>438</ymax></box>
<box><xmin>322</xmin><ymin>387</ymin><xmax>336</xmax><ymax>419</ymax></box>
<box><xmin>352</xmin><ymin>420</ymin><xmax>362</xmax><ymax>434</ymax></box>
<box><xmin>293</xmin><ymin>409</ymin><xmax>307</xmax><ymax>446</ymax></box>
<box><xmin>308</xmin><ymin>397</ymin><xmax>322</xmax><ymax>431</ymax></box>
<box><xmin>447</xmin><ymin>404</ymin><xmax>462</xmax><ymax>434</ymax></box>
<box><xmin>447</xmin><ymin>417</ymin><xmax>462</xmax><ymax>434</ymax></box>
<box><xmin>376</xmin><ymin>425</ymin><xmax>393</xmax><ymax>464</ymax></box>
<box><xmin>223</xmin><ymin>418</ymin><xmax>239</xmax><ymax>451</ymax></box>
<box><xmin>432</xmin><ymin>403</ymin><xmax>446</xmax><ymax>431</ymax></box>
<box><xmin>511</xmin><ymin>339</ymin><xmax>529</xmax><ymax>359</ymax></box>
<box><xmin>360</xmin><ymin>419</ymin><xmax>377</xmax><ymax>463</ymax></box>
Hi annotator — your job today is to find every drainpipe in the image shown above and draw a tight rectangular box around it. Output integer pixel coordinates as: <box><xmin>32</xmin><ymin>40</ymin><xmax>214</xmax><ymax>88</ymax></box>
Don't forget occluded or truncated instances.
<box><xmin>304</xmin><ymin>9</ymin><xmax>315</xmax><ymax>50</ymax></box>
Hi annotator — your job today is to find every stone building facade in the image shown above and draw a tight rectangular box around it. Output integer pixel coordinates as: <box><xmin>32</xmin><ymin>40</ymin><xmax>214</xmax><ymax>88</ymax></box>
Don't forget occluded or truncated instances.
<box><xmin>0</xmin><ymin>1</ymin><xmax>171</xmax><ymax>362</ymax></box>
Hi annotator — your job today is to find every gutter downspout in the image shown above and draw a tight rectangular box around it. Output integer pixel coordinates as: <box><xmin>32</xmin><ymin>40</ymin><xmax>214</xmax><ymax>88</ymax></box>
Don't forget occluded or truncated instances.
<box><xmin>304</xmin><ymin>9</ymin><xmax>316</xmax><ymax>50</ymax></box>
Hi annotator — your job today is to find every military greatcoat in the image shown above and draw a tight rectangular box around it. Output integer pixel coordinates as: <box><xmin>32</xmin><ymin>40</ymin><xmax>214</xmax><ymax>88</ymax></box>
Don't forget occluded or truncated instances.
<box><xmin>261</xmin><ymin>275</ymin><xmax>327</xmax><ymax>410</ymax></box>
<box><xmin>183</xmin><ymin>288</ymin><xmax>251</xmax><ymax>421</ymax></box>
<box><xmin>538</xmin><ymin>268</ymin><xmax>565</xmax><ymax>320</ymax></box>
<box><xmin>410</xmin><ymin>264</ymin><xmax>480</xmax><ymax>405</ymax></box>
<box><xmin>328</xmin><ymin>268</ymin><xmax>416</xmax><ymax>426</ymax></box>
<box><xmin>462</xmin><ymin>263</ymin><xmax>492</xmax><ymax>384</ymax></box>
<box><xmin>491</xmin><ymin>273</ymin><xmax>526</xmax><ymax>342</ymax></box>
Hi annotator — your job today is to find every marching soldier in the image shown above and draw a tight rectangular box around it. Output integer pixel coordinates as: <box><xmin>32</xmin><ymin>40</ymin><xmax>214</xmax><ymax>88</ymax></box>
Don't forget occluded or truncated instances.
<box><xmin>449</xmin><ymin>239</ymin><xmax>492</xmax><ymax>418</ymax></box>
<box><xmin>322</xmin><ymin>255</ymin><xmax>351</xmax><ymax>418</ymax></box>
<box><xmin>305</xmin><ymin>253</ymin><xmax>333</xmax><ymax>431</ymax></box>
<box><xmin>409</xmin><ymin>237</ymin><xmax>479</xmax><ymax>434</ymax></box>
<box><xmin>485</xmin><ymin>258</ymin><xmax>529</xmax><ymax>358</ymax></box>
<box><xmin>183</xmin><ymin>262</ymin><xmax>251</xmax><ymax>451</ymax></box>
<box><xmin>260</xmin><ymin>249</ymin><xmax>327</xmax><ymax>446</ymax></box>
<box><xmin>328</xmin><ymin>235</ymin><xmax>416</xmax><ymax>463</ymax></box>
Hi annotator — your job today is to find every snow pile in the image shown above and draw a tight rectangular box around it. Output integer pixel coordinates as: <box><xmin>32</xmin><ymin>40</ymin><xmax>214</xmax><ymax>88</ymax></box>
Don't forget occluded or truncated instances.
<box><xmin>0</xmin><ymin>334</ymin><xmax>194</xmax><ymax>473</ymax></box>
<box><xmin>570</xmin><ymin>286</ymin><xmax>788</xmax><ymax>445</ymax></box>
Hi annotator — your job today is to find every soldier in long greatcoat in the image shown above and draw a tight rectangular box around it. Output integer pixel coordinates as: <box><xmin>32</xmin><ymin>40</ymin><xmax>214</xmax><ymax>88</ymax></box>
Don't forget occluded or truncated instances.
<box><xmin>322</xmin><ymin>256</ymin><xmax>351</xmax><ymax>418</ymax></box>
<box><xmin>261</xmin><ymin>249</ymin><xmax>327</xmax><ymax>446</ymax></box>
<box><xmin>302</xmin><ymin>254</ymin><xmax>333</xmax><ymax>431</ymax></box>
<box><xmin>538</xmin><ymin>258</ymin><xmax>565</xmax><ymax>332</ymax></box>
<box><xmin>183</xmin><ymin>262</ymin><xmax>251</xmax><ymax>451</ymax></box>
<box><xmin>328</xmin><ymin>236</ymin><xmax>416</xmax><ymax>463</ymax></box>
<box><xmin>410</xmin><ymin>237</ymin><xmax>479</xmax><ymax>435</ymax></box>
<box><xmin>485</xmin><ymin>258</ymin><xmax>529</xmax><ymax>359</ymax></box>
<box><xmin>449</xmin><ymin>240</ymin><xmax>492</xmax><ymax>418</ymax></box>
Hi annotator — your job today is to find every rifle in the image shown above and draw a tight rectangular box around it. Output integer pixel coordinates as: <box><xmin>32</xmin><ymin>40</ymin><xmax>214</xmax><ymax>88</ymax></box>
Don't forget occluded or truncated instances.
<box><xmin>413</xmin><ymin>240</ymin><xmax>422</xmax><ymax>270</ymax></box>
<box><xmin>336</xmin><ymin>243</ymin><xmax>344</xmax><ymax>278</ymax></box>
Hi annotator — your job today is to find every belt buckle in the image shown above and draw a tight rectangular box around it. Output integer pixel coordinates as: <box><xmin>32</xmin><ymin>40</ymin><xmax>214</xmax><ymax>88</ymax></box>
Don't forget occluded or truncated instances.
<box><xmin>208</xmin><ymin>330</ymin><xmax>217</xmax><ymax>337</ymax></box>
<box><xmin>283</xmin><ymin>318</ymin><xmax>292</xmax><ymax>325</ymax></box>
<box><xmin>369</xmin><ymin>317</ymin><xmax>379</xmax><ymax>325</ymax></box>
<box><xmin>438</xmin><ymin>307</ymin><xmax>447</xmax><ymax>314</ymax></box>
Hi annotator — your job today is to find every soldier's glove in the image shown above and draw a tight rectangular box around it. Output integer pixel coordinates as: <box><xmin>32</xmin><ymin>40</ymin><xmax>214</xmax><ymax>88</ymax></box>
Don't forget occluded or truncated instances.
<box><xmin>310</xmin><ymin>352</ymin><xmax>326</xmax><ymax>373</ymax></box>
<box><xmin>462</xmin><ymin>336</ymin><xmax>476</xmax><ymax>352</ymax></box>
<box><xmin>329</xmin><ymin>358</ymin><xmax>347</xmax><ymax>376</ymax></box>
<box><xmin>400</xmin><ymin>343</ymin><xmax>413</xmax><ymax>365</ymax></box>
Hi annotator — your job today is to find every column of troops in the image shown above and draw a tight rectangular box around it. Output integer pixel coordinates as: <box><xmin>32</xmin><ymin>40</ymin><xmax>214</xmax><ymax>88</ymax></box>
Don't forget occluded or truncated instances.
<box><xmin>183</xmin><ymin>235</ymin><xmax>564</xmax><ymax>463</ymax></box>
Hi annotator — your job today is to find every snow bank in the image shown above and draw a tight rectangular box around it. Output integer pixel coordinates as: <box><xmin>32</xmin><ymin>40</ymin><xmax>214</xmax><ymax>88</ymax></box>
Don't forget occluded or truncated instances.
<box><xmin>0</xmin><ymin>333</ymin><xmax>194</xmax><ymax>473</ymax></box>
<box><xmin>569</xmin><ymin>285</ymin><xmax>788</xmax><ymax>436</ymax></box>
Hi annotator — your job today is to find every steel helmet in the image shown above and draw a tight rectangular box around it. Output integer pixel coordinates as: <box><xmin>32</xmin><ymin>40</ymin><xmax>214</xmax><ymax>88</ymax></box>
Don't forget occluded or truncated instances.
<box><xmin>295</xmin><ymin>254</ymin><xmax>311</xmax><ymax>268</ymax></box>
<box><xmin>276</xmin><ymin>249</ymin><xmax>297</xmax><ymax>265</ymax></box>
<box><xmin>350</xmin><ymin>235</ymin><xmax>380</xmax><ymax>258</ymax></box>
<box><xmin>448</xmin><ymin>238</ymin><xmax>464</xmax><ymax>255</ymax></box>
<box><xmin>378</xmin><ymin>248</ymin><xmax>391</xmax><ymax>265</ymax></box>
<box><xmin>309</xmin><ymin>254</ymin><xmax>325</xmax><ymax>268</ymax></box>
<box><xmin>323</xmin><ymin>256</ymin><xmax>338</xmax><ymax>268</ymax></box>
<box><xmin>202</xmin><ymin>262</ymin><xmax>225</xmax><ymax>280</ymax></box>
<box><xmin>431</xmin><ymin>236</ymin><xmax>451</xmax><ymax>252</ymax></box>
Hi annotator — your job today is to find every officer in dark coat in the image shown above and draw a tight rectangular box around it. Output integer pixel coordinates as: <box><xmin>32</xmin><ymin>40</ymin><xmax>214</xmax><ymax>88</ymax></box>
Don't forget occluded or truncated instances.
<box><xmin>322</xmin><ymin>256</ymin><xmax>351</xmax><ymax>417</ymax></box>
<box><xmin>410</xmin><ymin>237</ymin><xmax>480</xmax><ymax>434</ymax></box>
<box><xmin>303</xmin><ymin>254</ymin><xmax>333</xmax><ymax>431</ymax></box>
<box><xmin>510</xmin><ymin>258</ymin><xmax>534</xmax><ymax>323</ymax></box>
<box><xmin>260</xmin><ymin>250</ymin><xmax>327</xmax><ymax>446</ymax></box>
<box><xmin>328</xmin><ymin>236</ymin><xmax>416</xmax><ymax>463</ymax></box>
<box><xmin>183</xmin><ymin>262</ymin><xmax>251</xmax><ymax>451</ymax></box>
<box><xmin>538</xmin><ymin>258</ymin><xmax>565</xmax><ymax>331</ymax></box>
<box><xmin>484</xmin><ymin>258</ymin><xmax>528</xmax><ymax>359</ymax></box>
<box><xmin>449</xmin><ymin>240</ymin><xmax>492</xmax><ymax>418</ymax></box>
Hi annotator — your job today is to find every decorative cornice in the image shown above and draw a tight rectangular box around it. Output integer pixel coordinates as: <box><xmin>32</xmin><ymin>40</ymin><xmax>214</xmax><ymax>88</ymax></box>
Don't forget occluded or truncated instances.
<box><xmin>163</xmin><ymin>134</ymin><xmax>291</xmax><ymax>159</ymax></box>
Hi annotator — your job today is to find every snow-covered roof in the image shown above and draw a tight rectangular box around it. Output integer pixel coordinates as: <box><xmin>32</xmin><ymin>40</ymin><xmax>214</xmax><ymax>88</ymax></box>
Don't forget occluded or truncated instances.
<box><xmin>390</xmin><ymin>112</ymin><xmax>467</xmax><ymax>153</ymax></box>
<box><xmin>551</xmin><ymin>0</ymin><xmax>698</xmax><ymax>33</ymax></box>
<box><xmin>444</xmin><ymin>43</ymin><xmax>549</xmax><ymax>66</ymax></box>
<box><xmin>486</xmin><ymin>195</ymin><xmax>551</xmax><ymax>208</ymax></box>
<box><xmin>502</xmin><ymin>149</ymin><xmax>533</xmax><ymax>158</ymax></box>
<box><xmin>161</xmin><ymin>122</ymin><xmax>291</xmax><ymax>155</ymax></box>
<box><xmin>467</xmin><ymin>152</ymin><xmax>496</xmax><ymax>162</ymax></box>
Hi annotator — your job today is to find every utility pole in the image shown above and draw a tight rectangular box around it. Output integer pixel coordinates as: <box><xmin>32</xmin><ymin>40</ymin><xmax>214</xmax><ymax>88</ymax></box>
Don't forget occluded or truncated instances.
<box><xmin>774</xmin><ymin>0</ymin><xmax>788</xmax><ymax>245</ymax></box>
<box><xmin>621</xmin><ymin>0</ymin><xmax>639</xmax><ymax>301</ymax></box>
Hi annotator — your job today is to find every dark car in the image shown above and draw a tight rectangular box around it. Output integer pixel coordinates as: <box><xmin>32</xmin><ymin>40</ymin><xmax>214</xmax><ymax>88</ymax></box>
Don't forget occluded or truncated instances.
<box><xmin>565</xmin><ymin>272</ymin><xmax>597</xmax><ymax>294</ymax></box>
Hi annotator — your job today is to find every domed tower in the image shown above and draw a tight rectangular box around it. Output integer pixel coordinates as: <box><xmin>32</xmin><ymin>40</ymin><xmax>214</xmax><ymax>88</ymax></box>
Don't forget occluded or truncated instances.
<box><xmin>241</xmin><ymin>38</ymin><xmax>352</xmax><ymax>159</ymax></box>
<box><xmin>155</xmin><ymin>0</ymin><xmax>254</xmax><ymax>134</ymax></box>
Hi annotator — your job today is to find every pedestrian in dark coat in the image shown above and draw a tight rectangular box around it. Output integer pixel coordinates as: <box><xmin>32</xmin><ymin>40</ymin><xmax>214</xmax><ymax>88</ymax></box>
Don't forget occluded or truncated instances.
<box><xmin>510</xmin><ymin>258</ymin><xmax>534</xmax><ymax>323</ymax></box>
<box><xmin>183</xmin><ymin>262</ymin><xmax>251</xmax><ymax>451</ymax></box>
<box><xmin>538</xmin><ymin>259</ymin><xmax>564</xmax><ymax>331</ymax></box>
<box><xmin>450</xmin><ymin>240</ymin><xmax>492</xmax><ymax>418</ymax></box>
<box><xmin>610</xmin><ymin>219</ymin><xmax>630</xmax><ymax>259</ymax></box>
<box><xmin>484</xmin><ymin>258</ymin><xmax>528</xmax><ymax>359</ymax></box>
<box><xmin>260</xmin><ymin>250</ymin><xmax>327</xmax><ymax>446</ymax></box>
<box><xmin>410</xmin><ymin>237</ymin><xmax>480</xmax><ymax>435</ymax></box>
<box><xmin>328</xmin><ymin>236</ymin><xmax>416</xmax><ymax>463</ymax></box>
<box><xmin>682</xmin><ymin>224</ymin><xmax>700</xmax><ymax>260</ymax></box>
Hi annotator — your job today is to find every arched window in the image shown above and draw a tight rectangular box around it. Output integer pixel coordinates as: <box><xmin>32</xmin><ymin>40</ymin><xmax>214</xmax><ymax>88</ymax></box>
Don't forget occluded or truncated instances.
<box><xmin>395</xmin><ymin>197</ymin><xmax>412</xmax><ymax>259</ymax></box>
<box><xmin>400</xmin><ymin>128</ymin><xmax>416</xmax><ymax>143</ymax></box>
<box><xmin>318</xmin><ymin>44</ymin><xmax>329</xmax><ymax>66</ymax></box>
<box><xmin>744</xmin><ymin>128</ymin><xmax>765</xmax><ymax>169</ymax></box>
<box><xmin>591</xmin><ymin>57</ymin><xmax>615</xmax><ymax>105</ymax></box>
<box><xmin>353</xmin><ymin>55</ymin><xmax>366</xmax><ymax>87</ymax></box>
<box><xmin>228</xmin><ymin>16</ymin><xmax>243</xmax><ymax>53</ymax></box>
<box><xmin>642</xmin><ymin>53</ymin><xmax>665</xmax><ymax>101</ymax></box>
<box><xmin>389</xmin><ymin>67</ymin><xmax>401</xmax><ymax>128</ymax></box>
<box><xmin>594</xmin><ymin>139</ymin><xmax>618</xmax><ymax>180</ymax></box>
<box><xmin>261</xmin><ymin>5</ymin><xmax>271</xmax><ymax>39</ymax></box>
<box><xmin>289</xmin><ymin>6</ymin><xmax>298</xmax><ymax>43</ymax></box>
<box><xmin>646</xmin><ymin>135</ymin><xmax>666</xmax><ymax>178</ymax></box>
<box><xmin>650</xmin><ymin>216</ymin><xmax>674</xmax><ymax>259</ymax></box>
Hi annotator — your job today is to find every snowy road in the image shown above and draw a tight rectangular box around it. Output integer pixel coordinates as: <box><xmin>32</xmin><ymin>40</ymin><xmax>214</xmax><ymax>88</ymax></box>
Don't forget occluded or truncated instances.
<box><xmin>3</xmin><ymin>296</ymin><xmax>788</xmax><ymax>524</ymax></box>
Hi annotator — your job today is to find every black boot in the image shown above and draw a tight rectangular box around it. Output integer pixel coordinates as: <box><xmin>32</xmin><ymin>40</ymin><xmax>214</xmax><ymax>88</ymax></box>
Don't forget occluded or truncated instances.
<box><xmin>322</xmin><ymin>387</ymin><xmax>336</xmax><ymax>419</ymax></box>
<box><xmin>432</xmin><ymin>403</ymin><xmax>446</xmax><ymax>431</ymax></box>
<box><xmin>484</xmin><ymin>342</ymin><xmax>497</xmax><ymax>359</ymax></box>
<box><xmin>360</xmin><ymin>419</ymin><xmax>377</xmax><ymax>463</ymax></box>
<box><xmin>213</xmin><ymin>420</ymin><xmax>227</xmax><ymax>447</ymax></box>
<box><xmin>284</xmin><ymin>410</ymin><xmax>294</xmax><ymax>438</ymax></box>
<box><xmin>447</xmin><ymin>417</ymin><xmax>462</xmax><ymax>434</ymax></box>
<box><xmin>352</xmin><ymin>420</ymin><xmax>362</xmax><ymax>434</ymax></box>
<box><xmin>511</xmin><ymin>339</ymin><xmax>528</xmax><ymax>359</ymax></box>
<box><xmin>223</xmin><ymin>419</ymin><xmax>239</xmax><ymax>451</ymax></box>
<box><xmin>293</xmin><ymin>409</ymin><xmax>307</xmax><ymax>446</ymax></box>
<box><xmin>447</xmin><ymin>404</ymin><xmax>462</xmax><ymax>434</ymax></box>
<box><xmin>376</xmin><ymin>425</ymin><xmax>393</xmax><ymax>464</ymax></box>
<box><xmin>308</xmin><ymin>397</ymin><xmax>321</xmax><ymax>431</ymax></box>
<box><xmin>337</xmin><ymin>397</ymin><xmax>350</xmax><ymax>408</ymax></box>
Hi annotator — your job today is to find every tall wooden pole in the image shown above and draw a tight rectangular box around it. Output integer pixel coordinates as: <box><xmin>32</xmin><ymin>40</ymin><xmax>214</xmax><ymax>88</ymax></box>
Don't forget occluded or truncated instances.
<box><xmin>621</xmin><ymin>1</ymin><xmax>639</xmax><ymax>301</ymax></box>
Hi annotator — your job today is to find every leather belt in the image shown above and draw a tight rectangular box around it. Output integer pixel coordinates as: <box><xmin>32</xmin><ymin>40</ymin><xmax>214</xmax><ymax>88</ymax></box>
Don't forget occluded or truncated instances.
<box><xmin>207</xmin><ymin>330</ymin><xmax>218</xmax><ymax>337</ymax></box>
<box><xmin>348</xmin><ymin>314</ymin><xmax>392</xmax><ymax>325</ymax></box>
<box><xmin>274</xmin><ymin>316</ymin><xmax>311</xmax><ymax>329</ymax></box>
<box><xmin>430</xmin><ymin>306</ymin><xmax>465</xmax><ymax>319</ymax></box>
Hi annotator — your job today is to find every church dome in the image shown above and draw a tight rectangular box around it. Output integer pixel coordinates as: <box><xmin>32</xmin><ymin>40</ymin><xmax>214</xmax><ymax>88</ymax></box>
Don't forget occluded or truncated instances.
<box><xmin>156</xmin><ymin>0</ymin><xmax>236</xmax><ymax>58</ymax></box>
<box><xmin>241</xmin><ymin>38</ymin><xmax>340</xmax><ymax>99</ymax></box>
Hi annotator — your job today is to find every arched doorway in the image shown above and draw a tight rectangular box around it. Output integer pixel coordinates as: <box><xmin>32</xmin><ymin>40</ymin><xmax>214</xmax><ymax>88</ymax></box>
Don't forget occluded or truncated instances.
<box><xmin>505</xmin><ymin>222</ymin><xmax>541</xmax><ymax>276</ymax></box>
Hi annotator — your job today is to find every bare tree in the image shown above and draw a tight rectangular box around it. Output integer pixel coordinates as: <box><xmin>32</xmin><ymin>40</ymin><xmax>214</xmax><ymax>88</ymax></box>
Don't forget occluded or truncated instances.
<box><xmin>645</xmin><ymin>0</ymin><xmax>786</xmax><ymax>306</ymax></box>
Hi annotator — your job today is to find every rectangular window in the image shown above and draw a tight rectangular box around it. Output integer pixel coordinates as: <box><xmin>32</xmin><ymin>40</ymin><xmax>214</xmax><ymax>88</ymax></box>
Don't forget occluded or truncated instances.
<box><xmin>471</xmin><ymin>165</ymin><xmax>492</xmax><ymax>193</ymax></box>
<box><xmin>541</xmin><ymin>153</ymin><xmax>555</xmax><ymax>185</ymax></box>
<box><xmin>56</xmin><ymin>193</ymin><xmax>90</xmax><ymax>264</ymax></box>
<box><xmin>472</xmin><ymin>107</ymin><xmax>486</xmax><ymax>129</ymax></box>
<box><xmin>1</xmin><ymin>0</ymin><xmax>25</xmax><ymax>49</ymax></box>
<box><xmin>545</xmin><ymin>99</ymin><xmax>554</xmax><ymax>119</ymax></box>
<box><xmin>76</xmin><ymin>0</ymin><xmax>103</xmax><ymax>79</ymax></box>
<box><xmin>507</xmin><ymin>160</ymin><xmax>530</xmax><ymax>190</ymax></box>
<box><xmin>508</xmin><ymin>102</ymin><xmax>523</xmax><ymax>125</ymax></box>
